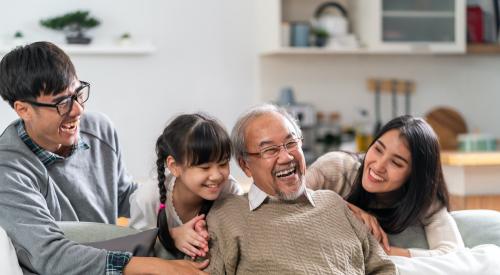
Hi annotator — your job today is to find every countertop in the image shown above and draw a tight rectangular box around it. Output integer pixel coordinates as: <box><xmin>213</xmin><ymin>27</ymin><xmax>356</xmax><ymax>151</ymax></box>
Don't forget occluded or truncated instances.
<box><xmin>441</xmin><ymin>151</ymin><xmax>500</xmax><ymax>166</ymax></box>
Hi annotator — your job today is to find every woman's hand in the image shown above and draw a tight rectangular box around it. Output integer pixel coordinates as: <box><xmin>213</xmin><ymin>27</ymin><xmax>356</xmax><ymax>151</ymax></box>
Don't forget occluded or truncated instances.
<box><xmin>169</xmin><ymin>214</ymin><xmax>209</xmax><ymax>258</ymax></box>
<box><xmin>388</xmin><ymin>246</ymin><xmax>411</xmax><ymax>257</ymax></box>
<box><xmin>347</xmin><ymin>202</ymin><xmax>390</xmax><ymax>253</ymax></box>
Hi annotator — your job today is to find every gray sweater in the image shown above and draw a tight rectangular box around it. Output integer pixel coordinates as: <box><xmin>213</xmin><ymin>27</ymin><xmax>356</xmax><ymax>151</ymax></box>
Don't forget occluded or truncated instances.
<box><xmin>0</xmin><ymin>112</ymin><xmax>138</xmax><ymax>274</ymax></box>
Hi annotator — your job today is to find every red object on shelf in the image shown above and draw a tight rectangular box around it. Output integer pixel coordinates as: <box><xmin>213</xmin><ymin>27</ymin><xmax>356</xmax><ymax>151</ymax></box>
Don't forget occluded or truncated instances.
<box><xmin>467</xmin><ymin>6</ymin><xmax>484</xmax><ymax>43</ymax></box>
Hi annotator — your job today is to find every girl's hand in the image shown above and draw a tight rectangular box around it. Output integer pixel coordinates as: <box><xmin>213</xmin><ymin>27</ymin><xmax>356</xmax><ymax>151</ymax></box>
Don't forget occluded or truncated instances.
<box><xmin>347</xmin><ymin>202</ymin><xmax>390</xmax><ymax>253</ymax></box>
<box><xmin>169</xmin><ymin>214</ymin><xmax>208</xmax><ymax>258</ymax></box>
<box><xmin>194</xmin><ymin>218</ymin><xmax>209</xmax><ymax>253</ymax></box>
<box><xmin>388</xmin><ymin>246</ymin><xmax>411</xmax><ymax>257</ymax></box>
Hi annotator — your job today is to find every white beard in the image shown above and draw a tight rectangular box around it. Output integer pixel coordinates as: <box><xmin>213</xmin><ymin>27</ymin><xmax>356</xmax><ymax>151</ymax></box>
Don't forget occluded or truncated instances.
<box><xmin>277</xmin><ymin>176</ymin><xmax>306</xmax><ymax>201</ymax></box>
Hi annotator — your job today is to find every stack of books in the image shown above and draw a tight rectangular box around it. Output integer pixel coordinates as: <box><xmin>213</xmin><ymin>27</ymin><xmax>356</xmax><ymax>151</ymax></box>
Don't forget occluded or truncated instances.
<box><xmin>467</xmin><ymin>0</ymin><xmax>500</xmax><ymax>43</ymax></box>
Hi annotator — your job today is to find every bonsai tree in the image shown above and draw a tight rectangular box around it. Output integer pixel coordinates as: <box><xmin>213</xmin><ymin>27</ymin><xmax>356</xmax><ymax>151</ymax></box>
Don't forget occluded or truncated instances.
<box><xmin>12</xmin><ymin>31</ymin><xmax>25</xmax><ymax>46</ymax></box>
<box><xmin>14</xmin><ymin>31</ymin><xmax>24</xmax><ymax>38</ymax></box>
<box><xmin>40</xmin><ymin>10</ymin><xmax>100</xmax><ymax>44</ymax></box>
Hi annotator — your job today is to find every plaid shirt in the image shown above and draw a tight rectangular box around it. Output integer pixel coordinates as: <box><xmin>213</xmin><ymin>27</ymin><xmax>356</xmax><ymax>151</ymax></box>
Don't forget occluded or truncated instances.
<box><xmin>16</xmin><ymin>120</ymin><xmax>90</xmax><ymax>166</ymax></box>
<box><xmin>17</xmin><ymin>120</ymin><xmax>133</xmax><ymax>273</ymax></box>
<box><xmin>106</xmin><ymin>251</ymin><xmax>133</xmax><ymax>274</ymax></box>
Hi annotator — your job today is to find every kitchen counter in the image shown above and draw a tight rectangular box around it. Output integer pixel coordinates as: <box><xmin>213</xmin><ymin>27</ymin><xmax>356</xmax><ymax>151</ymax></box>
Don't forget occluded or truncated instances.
<box><xmin>441</xmin><ymin>151</ymin><xmax>500</xmax><ymax>211</ymax></box>
<box><xmin>441</xmin><ymin>151</ymin><xmax>500</xmax><ymax>166</ymax></box>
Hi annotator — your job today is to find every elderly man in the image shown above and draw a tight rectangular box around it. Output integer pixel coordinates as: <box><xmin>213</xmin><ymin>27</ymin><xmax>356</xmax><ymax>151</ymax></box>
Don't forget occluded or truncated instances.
<box><xmin>204</xmin><ymin>104</ymin><xmax>396</xmax><ymax>274</ymax></box>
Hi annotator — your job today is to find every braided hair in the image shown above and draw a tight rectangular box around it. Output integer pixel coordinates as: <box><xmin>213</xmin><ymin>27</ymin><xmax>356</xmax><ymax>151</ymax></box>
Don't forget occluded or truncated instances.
<box><xmin>155</xmin><ymin>113</ymin><xmax>232</xmax><ymax>205</ymax></box>
<box><xmin>155</xmin><ymin>113</ymin><xmax>231</xmax><ymax>254</ymax></box>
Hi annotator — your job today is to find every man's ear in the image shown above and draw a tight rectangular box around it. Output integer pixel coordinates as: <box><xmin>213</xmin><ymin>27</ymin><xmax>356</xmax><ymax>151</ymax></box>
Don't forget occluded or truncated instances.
<box><xmin>166</xmin><ymin>155</ymin><xmax>181</xmax><ymax>177</ymax></box>
<box><xmin>238</xmin><ymin>157</ymin><xmax>252</xmax><ymax>177</ymax></box>
<box><xmin>13</xmin><ymin>101</ymin><xmax>32</xmax><ymax>121</ymax></box>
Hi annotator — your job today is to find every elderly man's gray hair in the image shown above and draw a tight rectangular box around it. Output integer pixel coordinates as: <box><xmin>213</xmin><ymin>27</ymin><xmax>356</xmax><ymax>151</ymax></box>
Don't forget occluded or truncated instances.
<box><xmin>231</xmin><ymin>103</ymin><xmax>302</xmax><ymax>161</ymax></box>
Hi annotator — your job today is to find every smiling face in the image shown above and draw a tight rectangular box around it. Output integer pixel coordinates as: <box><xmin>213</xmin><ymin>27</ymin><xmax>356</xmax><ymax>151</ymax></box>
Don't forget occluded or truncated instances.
<box><xmin>240</xmin><ymin>112</ymin><xmax>306</xmax><ymax>200</ymax></box>
<box><xmin>15</xmin><ymin>80</ymin><xmax>84</xmax><ymax>154</ymax></box>
<box><xmin>362</xmin><ymin>129</ymin><xmax>412</xmax><ymax>196</ymax></box>
<box><xmin>170</xmin><ymin>157</ymin><xmax>230</xmax><ymax>201</ymax></box>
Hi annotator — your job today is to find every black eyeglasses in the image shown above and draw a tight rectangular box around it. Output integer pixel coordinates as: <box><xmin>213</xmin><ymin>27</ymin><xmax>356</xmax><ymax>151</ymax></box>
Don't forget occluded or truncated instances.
<box><xmin>245</xmin><ymin>138</ymin><xmax>303</xmax><ymax>159</ymax></box>
<box><xmin>24</xmin><ymin>81</ymin><xmax>90</xmax><ymax>117</ymax></box>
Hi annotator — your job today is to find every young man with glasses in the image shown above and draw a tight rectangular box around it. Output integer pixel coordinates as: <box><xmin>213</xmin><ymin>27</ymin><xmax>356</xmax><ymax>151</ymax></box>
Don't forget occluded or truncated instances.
<box><xmin>203</xmin><ymin>104</ymin><xmax>396</xmax><ymax>274</ymax></box>
<box><xmin>0</xmin><ymin>42</ymin><xmax>207</xmax><ymax>275</ymax></box>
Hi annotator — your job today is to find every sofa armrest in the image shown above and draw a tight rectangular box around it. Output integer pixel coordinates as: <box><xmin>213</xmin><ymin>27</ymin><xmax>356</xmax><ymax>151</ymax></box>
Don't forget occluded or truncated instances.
<box><xmin>388</xmin><ymin>210</ymin><xmax>500</xmax><ymax>249</ymax></box>
<box><xmin>451</xmin><ymin>209</ymin><xmax>500</xmax><ymax>247</ymax></box>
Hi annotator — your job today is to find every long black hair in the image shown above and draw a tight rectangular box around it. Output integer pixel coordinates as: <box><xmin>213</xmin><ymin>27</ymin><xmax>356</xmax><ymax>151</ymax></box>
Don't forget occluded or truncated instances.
<box><xmin>155</xmin><ymin>113</ymin><xmax>231</xmax><ymax>256</ymax></box>
<box><xmin>155</xmin><ymin>113</ymin><xmax>232</xmax><ymax>206</ymax></box>
<box><xmin>347</xmin><ymin>115</ymin><xmax>449</xmax><ymax>234</ymax></box>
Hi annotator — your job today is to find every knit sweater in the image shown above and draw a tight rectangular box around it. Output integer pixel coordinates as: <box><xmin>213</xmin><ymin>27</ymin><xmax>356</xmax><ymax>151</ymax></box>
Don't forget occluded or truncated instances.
<box><xmin>306</xmin><ymin>151</ymin><xmax>464</xmax><ymax>257</ymax></box>
<box><xmin>205</xmin><ymin>190</ymin><xmax>397</xmax><ymax>275</ymax></box>
<box><xmin>0</xmin><ymin>112</ymin><xmax>138</xmax><ymax>274</ymax></box>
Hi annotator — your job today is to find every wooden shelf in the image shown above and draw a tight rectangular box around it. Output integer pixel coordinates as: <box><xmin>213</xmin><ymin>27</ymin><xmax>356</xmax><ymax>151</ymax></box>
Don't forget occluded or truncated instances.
<box><xmin>260</xmin><ymin>46</ymin><xmax>464</xmax><ymax>56</ymax></box>
<box><xmin>466</xmin><ymin>44</ymin><xmax>500</xmax><ymax>54</ymax></box>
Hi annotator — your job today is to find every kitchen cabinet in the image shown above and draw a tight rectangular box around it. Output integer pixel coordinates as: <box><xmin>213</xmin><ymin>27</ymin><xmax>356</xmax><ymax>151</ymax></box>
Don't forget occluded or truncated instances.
<box><xmin>257</xmin><ymin>0</ymin><xmax>466</xmax><ymax>55</ymax></box>
<box><xmin>353</xmin><ymin>0</ymin><xmax>466</xmax><ymax>53</ymax></box>
<box><xmin>442</xmin><ymin>151</ymin><xmax>500</xmax><ymax>211</ymax></box>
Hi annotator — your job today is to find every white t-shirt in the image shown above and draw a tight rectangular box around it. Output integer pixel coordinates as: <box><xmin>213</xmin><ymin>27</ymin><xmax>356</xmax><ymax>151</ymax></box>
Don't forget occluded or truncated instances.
<box><xmin>0</xmin><ymin>226</ymin><xmax>22</xmax><ymax>275</ymax></box>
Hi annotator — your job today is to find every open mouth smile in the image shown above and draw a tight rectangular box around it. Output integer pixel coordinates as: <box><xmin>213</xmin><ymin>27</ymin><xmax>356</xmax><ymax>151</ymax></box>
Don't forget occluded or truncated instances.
<box><xmin>368</xmin><ymin>168</ymin><xmax>385</xmax><ymax>182</ymax></box>
<box><xmin>60</xmin><ymin>120</ymin><xmax>79</xmax><ymax>134</ymax></box>
<box><xmin>274</xmin><ymin>164</ymin><xmax>297</xmax><ymax>178</ymax></box>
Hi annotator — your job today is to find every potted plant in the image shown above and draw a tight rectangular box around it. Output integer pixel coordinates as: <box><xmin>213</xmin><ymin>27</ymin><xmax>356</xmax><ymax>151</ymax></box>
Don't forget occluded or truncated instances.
<box><xmin>40</xmin><ymin>10</ymin><xmax>100</xmax><ymax>44</ymax></box>
<box><xmin>118</xmin><ymin>32</ymin><xmax>132</xmax><ymax>45</ymax></box>
<box><xmin>312</xmin><ymin>27</ymin><xmax>329</xmax><ymax>47</ymax></box>
<box><xmin>13</xmin><ymin>31</ymin><xmax>25</xmax><ymax>45</ymax></box>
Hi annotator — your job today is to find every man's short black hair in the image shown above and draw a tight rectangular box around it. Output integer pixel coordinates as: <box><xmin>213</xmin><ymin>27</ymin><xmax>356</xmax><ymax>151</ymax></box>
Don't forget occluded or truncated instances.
<box><xmin>0</xmin><ymin>41</ymin><xmax>77</xmax><ymax>108</ymax></box>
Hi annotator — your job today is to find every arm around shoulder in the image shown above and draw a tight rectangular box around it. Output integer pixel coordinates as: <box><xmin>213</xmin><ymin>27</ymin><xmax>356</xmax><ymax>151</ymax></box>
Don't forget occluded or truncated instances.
<box><xmin>409</xmin><ymin>207</ymin><xmax>464</xmax><ymax>257</ymax></box>
<box><xmin>306</xmin><ymin>151</ymin><xmax>360</xmax><ymax>197</ymax></box>
<box><xmin>343</xmin><ymin>204</ymin><xmax>397</xmax><ymax>274</ymax></box>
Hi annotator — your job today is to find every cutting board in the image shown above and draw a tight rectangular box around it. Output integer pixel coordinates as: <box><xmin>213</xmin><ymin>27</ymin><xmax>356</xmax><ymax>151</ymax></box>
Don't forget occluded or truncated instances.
<box><xmin>424</xmin><ymin>107</ymin><xmax>467</xmax><ymax>150</ymax></box>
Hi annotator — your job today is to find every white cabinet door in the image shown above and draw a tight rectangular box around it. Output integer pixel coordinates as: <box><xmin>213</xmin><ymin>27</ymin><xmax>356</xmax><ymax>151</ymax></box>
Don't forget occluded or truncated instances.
<box><xmin>353</xmin><ymin>0</ymin><xmax>465</xmax><ymax>53</ymax></box>
<box><xmin>256</xmin><ymin>0</ymin><xmax>466</xmax><ymax>55</ymax></box>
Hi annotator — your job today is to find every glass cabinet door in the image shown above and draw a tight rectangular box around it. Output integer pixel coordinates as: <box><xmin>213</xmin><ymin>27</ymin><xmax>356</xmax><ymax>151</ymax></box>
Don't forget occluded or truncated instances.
<box><xmin>381</xmin><ymin>0</ymin><xmax>456</xmax><ymax>42</ymax></box>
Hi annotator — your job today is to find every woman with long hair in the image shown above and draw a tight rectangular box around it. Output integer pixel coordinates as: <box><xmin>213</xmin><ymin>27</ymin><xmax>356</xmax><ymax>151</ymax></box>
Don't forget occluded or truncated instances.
<box><xmin>307</xmin><ymin>115</ymin><xmax>464</xmax><ymax>257</ymax></box>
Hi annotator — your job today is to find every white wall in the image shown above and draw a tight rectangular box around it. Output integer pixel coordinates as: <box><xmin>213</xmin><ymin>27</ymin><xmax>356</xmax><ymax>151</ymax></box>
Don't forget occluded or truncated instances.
<box><xmin>260</xmin><ymin>54</ymin><xmax>500</xmax><ymax>137</ymax></box>
<box><xmin>2</xmin><ymin>1</ymin><xmax>499</xmax><ymax>181</ymax></box>
<box><xmin>0</xmin><ymin>0</ymin><xmax>258</xmax><ymax>180</ymax></box>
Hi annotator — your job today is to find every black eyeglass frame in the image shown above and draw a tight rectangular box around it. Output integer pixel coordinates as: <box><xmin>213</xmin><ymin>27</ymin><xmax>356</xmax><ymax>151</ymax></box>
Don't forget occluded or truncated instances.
<box><xmin>24</xmin><ymin>81</ymin><xmax>90</xmax><ymax>116</ymax></box>
<box><xmin>244</xmin><ymin>137</ymin><xmax>304</xmax><ymax>159</ymax></box>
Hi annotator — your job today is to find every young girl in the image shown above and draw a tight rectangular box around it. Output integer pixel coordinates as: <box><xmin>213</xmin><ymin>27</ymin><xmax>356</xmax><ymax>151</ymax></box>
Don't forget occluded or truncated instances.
<box><xmin>307</xmin><ymin>115</ymin><xmax>464</xmax><ymax>257</ymax></box>
<box><xmin>129</xmin><ymin>113</ymin><xmax>242</xmax><ymax>259</ymax></box>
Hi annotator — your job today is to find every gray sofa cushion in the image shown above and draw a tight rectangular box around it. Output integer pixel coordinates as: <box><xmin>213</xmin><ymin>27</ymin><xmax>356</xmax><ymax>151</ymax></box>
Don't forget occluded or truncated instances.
<box><xmin>388</xmin><ymin>210</ymin><xmax>500</xmax><ymax>249</ymax></box>
<box><xmin>57</xmin><ymin>221</ymin><xmax>140</xmax><ymax>243</ymax></box>
<box><xmin>57</xmin><ymin>222</ymin><xmax>158</xmax><ymax>256</ymax></box>
<box><xmin>452</xmin><ymin>210</ymin><xmax>500</xmax><ymax>247</ymax></box>
<box><xmin>388</xmin><ymin>225</ymin><xmax>428</xmax><ymax>249</ymax></box>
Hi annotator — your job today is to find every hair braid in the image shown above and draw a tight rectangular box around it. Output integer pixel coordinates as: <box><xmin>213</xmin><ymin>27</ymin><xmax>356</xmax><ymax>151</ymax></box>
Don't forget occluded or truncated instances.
<box><xmin>156</xmin><ymin>136</ymin><xmax>168</xmax><ymax>205</ymax></box>
<box><xmin>157</xmin><ymin>157</ymin><xmax>167</xmax><ymax>204</ymax></box>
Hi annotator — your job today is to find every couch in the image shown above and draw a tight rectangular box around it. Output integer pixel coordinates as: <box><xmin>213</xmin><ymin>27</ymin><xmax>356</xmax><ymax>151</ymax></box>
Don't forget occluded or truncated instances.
<box><xmin>2</xmin><ymin>210</ymin><xmax>500</xmax><ymax>272</ymax></box>
<box><xmin>389</xmin><ymin>210</ymin><xmax>500</xmax><ymax>249</ymax></box>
